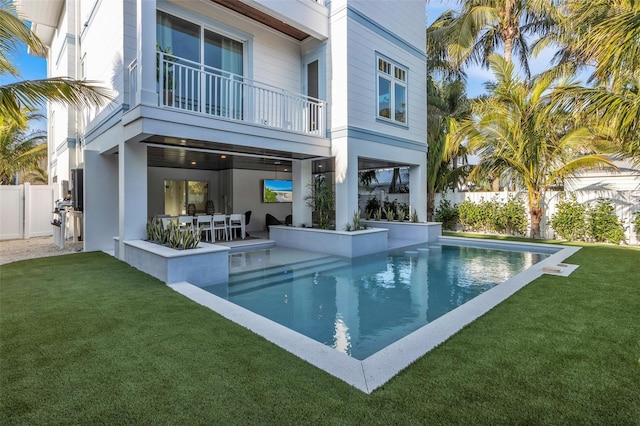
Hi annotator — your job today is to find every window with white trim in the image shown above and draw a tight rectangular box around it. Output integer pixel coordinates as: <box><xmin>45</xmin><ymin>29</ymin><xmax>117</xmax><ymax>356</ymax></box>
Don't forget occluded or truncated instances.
<box><xmin>377</xmin><ymin>56</ymin><xmax>407</xmax><ymax>124</ymax></box>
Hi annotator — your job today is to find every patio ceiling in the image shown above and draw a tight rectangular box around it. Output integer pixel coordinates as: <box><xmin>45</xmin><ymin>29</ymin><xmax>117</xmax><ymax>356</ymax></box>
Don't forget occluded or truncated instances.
<box><xmin>147</xmin><ymin>145</ymin><xmax>410</xmax><ymax>174</ymax></box>
<box><xmin>147</xmin><ymin>146</ymin><xmax>294</xmax><ymax>172</ymax></box>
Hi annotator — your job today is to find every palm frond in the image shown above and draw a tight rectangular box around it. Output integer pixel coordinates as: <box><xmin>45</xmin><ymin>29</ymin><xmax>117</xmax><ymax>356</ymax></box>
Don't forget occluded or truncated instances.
<box><xmin>0</xmin><ymin>78</ymin><xmax>113</xmax><ymax>122</ymax></box>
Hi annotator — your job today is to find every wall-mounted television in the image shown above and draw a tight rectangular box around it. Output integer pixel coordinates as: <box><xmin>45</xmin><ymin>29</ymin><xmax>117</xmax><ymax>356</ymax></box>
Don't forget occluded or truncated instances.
<box><xmin>263</xmin><ymin>179</ymin><xmax>293</xmax><ymax>203</ymax></box>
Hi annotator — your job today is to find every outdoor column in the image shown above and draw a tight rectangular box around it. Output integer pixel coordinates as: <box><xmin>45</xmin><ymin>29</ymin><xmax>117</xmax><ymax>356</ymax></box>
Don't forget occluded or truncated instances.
<box><xmin>118</xmin><ymin>141</ymin><xmax>147</xmax><ymax>259</ymax></box>
<box><xmin>137</xmin><ymin>0</ymin><xmax>157</xmax><ymax>106</ymax></box>
<box><xmin>332</xmin><ymin>138</ymin><xmax>358</xmax><ymax>230</ymax></box>
<box><xmin>409</xmin><ymin>163</ymin><xmax>427</xmax><ymax>222</ymax></box>
<box><xmin>84</xmin><ymin>149</ymin><xmax>118</xmax><ymax>252</ymax></box>
<box><xmin>292</xmin><ymin>159</ymin><xmax>312</xmax><ymax>227</ymax></box>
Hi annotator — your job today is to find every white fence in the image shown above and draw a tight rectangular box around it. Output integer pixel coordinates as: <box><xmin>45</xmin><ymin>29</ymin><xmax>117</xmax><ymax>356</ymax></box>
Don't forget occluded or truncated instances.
<box><xmin>0</xmin><ymin>184</ymin><xmax>53</xmax><ymax>240</ymax></box>
<box><xmin>435</xmin><ymin>190</ymin><xmax>640</xmax><ymax>245</ymax></box>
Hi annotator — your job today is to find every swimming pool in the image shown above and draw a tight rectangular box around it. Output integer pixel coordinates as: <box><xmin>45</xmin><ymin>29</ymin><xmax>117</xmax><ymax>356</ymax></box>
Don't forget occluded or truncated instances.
<box><xmin>171</xmin><ymin>237</ymin><xmax>579</xmax><ymax>392</ymax></box>
<box><xmin>201</xmin><ymin>241</ymin><xmax>551</xmax><ymax>360</ymax></box>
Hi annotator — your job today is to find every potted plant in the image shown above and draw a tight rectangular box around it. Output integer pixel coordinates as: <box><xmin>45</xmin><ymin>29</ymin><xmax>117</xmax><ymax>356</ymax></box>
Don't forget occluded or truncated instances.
<box><xmin>156</xmin><ymin>43</ymin><xmax>176</xmax><ymax>104</ymax></box>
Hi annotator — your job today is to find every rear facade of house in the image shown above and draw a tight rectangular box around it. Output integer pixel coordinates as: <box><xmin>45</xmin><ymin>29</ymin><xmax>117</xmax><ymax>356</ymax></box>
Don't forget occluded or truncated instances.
<box><xmin>18</xmin><ymin>0</ymin><xmax>427</xmax><ymax>258</ymax></box>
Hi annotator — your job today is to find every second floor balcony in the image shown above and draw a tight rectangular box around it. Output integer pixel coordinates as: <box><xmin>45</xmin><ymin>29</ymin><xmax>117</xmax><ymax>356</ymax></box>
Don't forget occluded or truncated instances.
<box><xmin>128</xmin><ymin>52</ymin><xmax>326</xmax><ymax>138</ymax></box>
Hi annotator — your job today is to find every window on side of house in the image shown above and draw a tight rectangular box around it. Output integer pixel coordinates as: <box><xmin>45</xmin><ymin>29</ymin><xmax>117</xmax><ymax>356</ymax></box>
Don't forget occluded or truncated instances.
<box><xmin>377</xmin><ymin>56</ymin><xmax>407</xmax><ymax>125</ymax></box>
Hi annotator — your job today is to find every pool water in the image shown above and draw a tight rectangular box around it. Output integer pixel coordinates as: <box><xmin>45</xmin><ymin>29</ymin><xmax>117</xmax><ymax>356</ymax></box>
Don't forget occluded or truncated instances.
<box><xmin>202</xmin><ymin>243</ymin><xmax>550</xmax><ymax>360</ymax></box>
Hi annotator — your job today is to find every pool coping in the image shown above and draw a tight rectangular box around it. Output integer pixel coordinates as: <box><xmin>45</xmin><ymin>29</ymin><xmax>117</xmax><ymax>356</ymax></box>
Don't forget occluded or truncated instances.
<box><xmin>169</xmin><ymin>237</ymin><xmax>581</xmax><ymax>394</ymax></box>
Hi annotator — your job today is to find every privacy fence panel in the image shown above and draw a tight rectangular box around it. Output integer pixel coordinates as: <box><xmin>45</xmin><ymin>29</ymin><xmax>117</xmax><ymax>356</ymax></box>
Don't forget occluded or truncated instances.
<box><xmin>0</xmin><ymin>184</ymin><xmax>53</xmax><ymax>240</ymax></box>
<box><xmin>0</xmin><ymin>185</ymin><xmax>24</xmax><ymax>240</ymax></box>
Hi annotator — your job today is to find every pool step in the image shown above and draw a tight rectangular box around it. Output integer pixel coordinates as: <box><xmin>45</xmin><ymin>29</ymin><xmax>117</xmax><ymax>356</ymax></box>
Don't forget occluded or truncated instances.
<box><xmin>228</xmin><ymin>256</ymin><xmax>349</xmax><ymax>295</ymax></box>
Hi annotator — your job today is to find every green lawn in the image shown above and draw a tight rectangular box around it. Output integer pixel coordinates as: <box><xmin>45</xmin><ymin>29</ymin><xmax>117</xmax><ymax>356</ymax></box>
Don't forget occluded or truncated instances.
<box><xmin>1</xmin><ymin>240</ymin><xmax>639</xmax><ymax>424</ymax></box>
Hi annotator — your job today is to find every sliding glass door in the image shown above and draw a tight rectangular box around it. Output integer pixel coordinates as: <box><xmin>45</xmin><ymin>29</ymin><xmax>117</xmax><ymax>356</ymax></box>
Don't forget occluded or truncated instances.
<box><xmin>157</xmin><ymin>11</ymin><xmax>245</xmax><ymax>115</ymax></box>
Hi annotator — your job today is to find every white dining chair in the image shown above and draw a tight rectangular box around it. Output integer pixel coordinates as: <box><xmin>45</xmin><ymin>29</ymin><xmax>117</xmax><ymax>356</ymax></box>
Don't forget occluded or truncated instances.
<box><xmin>161</xmin><ymin>217</ymin><xmax>177</xmax><ymax>230</ymax></box>
<box><xmin>197</xmin><ymin>215</ymin><xmax>213</xmax><ymax>242</ymax></box>
<box><xmin>228</xmin><ymin>213</ymin><xmax>244</xmax><ymax>240</ymax></box>
<box><xmin>178</xmin><ymin>215</ymin><xmax>194</xmax><ymax>228</ymax></box>
<box><xmin>212</xmin><ymin>214</ymin><xmax>228</xmax><ymax>241</ymax></box>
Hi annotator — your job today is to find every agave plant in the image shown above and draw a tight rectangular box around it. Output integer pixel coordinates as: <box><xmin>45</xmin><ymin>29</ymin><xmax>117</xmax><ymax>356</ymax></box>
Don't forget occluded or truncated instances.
<box><xmin>152</xmin><ymin>220</ymin><xmax>201</xmax><ymax>249</ymax></box>
<box><xmin>352</xmin><ymin>210</ymin><xmax>363</xmax><ymax>231</ymax></box>
<box><xmin>411</xmin><ymin>209</ymin><xmax>419</xmax><ymax>223</ymax></box>
<box><xmin>146</xmin><ymin>217</ymin><xmax>165</xmax><ymax>243</ymax></box>
<box><xmin>396</xmin><ymin>208</ymin><xmax>406</xmax><ymax>222</ymax></box>
<box><xmin>373</xmin><ymin>207</ymin><xmax>383</xmax><ymax>221</ymax></box>
<box><xmin>384</xmin><ymin>207</ymin><xmax>395</xmax><ymax>221</ymax></box>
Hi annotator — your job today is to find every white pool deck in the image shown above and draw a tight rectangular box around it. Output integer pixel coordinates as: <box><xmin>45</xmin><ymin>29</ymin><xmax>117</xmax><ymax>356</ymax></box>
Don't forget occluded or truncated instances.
<box><xmin>169</xmin><ymin>236</ymin><xmax>580</xmax><ymax>394</ymax></box>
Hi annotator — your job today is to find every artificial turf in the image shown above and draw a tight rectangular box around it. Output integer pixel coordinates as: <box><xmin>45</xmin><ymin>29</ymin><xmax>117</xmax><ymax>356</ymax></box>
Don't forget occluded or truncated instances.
<box><xmin>1</xmin><ymin>241</ymin><xmax>639</xmax><ymax>424</ymax></box>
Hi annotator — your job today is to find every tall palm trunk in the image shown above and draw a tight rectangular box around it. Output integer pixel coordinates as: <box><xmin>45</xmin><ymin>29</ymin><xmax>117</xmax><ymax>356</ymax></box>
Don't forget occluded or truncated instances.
<box><xmin>529</xmin><ymin>205</ymin><xmax>543</xmax><ymax>239</ymax></box>
<box><xmin>500</xmin><ymin>0</ymin><xmax>518</xmax><ymax>64</ymax></box>
<box><xmin>427</xmin><ymin>190</ymin><xmax>436</xmax><ymax>222</ymax></box>
<box><xmin>528</xmin><ymin>191</ymin><xmax>543</xmax><ymax>238</ymax></box>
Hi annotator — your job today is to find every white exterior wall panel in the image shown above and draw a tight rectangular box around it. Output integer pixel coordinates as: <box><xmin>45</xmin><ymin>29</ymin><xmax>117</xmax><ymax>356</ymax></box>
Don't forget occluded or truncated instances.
<box><xmin>252</xmin><ymin>32</ymin><xmax>301</xmax><ymax>93</ymax></box>
<box><xmin>346</xmin><ymin>35</ymin><xmax>426</xmax><ymax>144</ymax></box>
<box><xmin>349</xmin><ymin>0</ymin><xmax>426</xmax><ymax>50</ymax></box>
<box><xmin>80</xmin><ymin>0</ymin><xmax>125</xmax><ymax>117</ymax></box>
<box><xmin>328</xmin><ymin>8</ymin><xmax>349</xmax><ymax>130</ymax></box>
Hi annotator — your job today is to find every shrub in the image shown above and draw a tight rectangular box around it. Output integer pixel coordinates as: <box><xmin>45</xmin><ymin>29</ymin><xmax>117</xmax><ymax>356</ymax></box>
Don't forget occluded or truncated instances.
<box><xmin>586</xmin><ymin>198</ymin><xmax>625</xmax><ymax>244</ymax></box>
<box><xmin>496</xmin><ymin>196</ymin><xmax>528</xmax><ymax>236</ymax></box>
<box><xmin>457</xmin><ymin>199</ymin><xmax>479</xmax><ymax>231</ymax></box>
<box><xmin>633</xmin><ymin>212</ymin><xmax>640</xmax><ymax>237</ymax></box>
<box><xmin>458</xmin><ymin>197</ymin><xmax>499</xmax><ymax>232</ymax></box>
<box><xmin>550</xmin><ymin>194</ymin><xmax>587</xmax><ymax>241</ymax></box>
<box><xmin>435</xmin><ymin>199</ymin><xmax>459</xmax><ymax>230</ymax></box>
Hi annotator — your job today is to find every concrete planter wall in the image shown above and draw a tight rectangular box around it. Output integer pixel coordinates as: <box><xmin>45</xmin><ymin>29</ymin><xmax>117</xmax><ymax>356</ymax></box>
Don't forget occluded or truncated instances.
<box><xmin>123</xmin><ymin>240</ymin><xmax>230</xmax><ymax>286</ymax></box>
<box><xmin>361</xmin><ymin>220</ymin><xmax>442</xmax><ymax>243</ymax></box>
<box><xmin>269</xmin><ymin>226</ymin><xmax>388</xmax><ymax>257</ymax></box>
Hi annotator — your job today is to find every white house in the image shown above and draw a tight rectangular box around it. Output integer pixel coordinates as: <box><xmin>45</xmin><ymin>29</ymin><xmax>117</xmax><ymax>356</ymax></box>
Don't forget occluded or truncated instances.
<box><xmin>18</xmin><ymin>0</ymin><xmax>428</xmax><ymax>258</ymax></box>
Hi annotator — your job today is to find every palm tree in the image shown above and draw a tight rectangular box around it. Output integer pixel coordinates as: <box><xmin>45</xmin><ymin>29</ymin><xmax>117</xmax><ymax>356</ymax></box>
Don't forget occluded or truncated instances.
<box><xmin>0</xmin><ymin>112</ymin><xmax>46</xmax><ymax>185</ymax></box>
<box><xmin>459</xmin><ymin>55</ymin><xmax>613</xmax><ymax>238</ymax></box>
<box><xmin>427</xmin><ymin>0</ymin><xmax>558</xmax><ymax>78</ymax></box>
<box><xmin>548</xmin><ymin>0</ymin><xmax>640</xmax><ymax>165</ymax></box>
<box><xmin>426</xmin><ymin>76</ymin><xmax>471</xmax><ymax>221</ymax></box>
<box><xmin>0</xmin><ymin>3</ymin><xmax>110</xmax><ymax>123</ymax></box>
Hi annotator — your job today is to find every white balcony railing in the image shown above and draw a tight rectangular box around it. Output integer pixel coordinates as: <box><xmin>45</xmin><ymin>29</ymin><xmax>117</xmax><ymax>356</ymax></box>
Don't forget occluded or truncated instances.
<box><xmin>129</xmin><ymin>53</ymin><xmax>326</xmax><ymax>137</ymax></box>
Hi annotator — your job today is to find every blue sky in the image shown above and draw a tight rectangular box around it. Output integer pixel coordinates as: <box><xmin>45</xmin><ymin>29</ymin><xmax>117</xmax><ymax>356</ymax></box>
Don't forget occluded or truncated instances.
<box><xmin>0</xmin><ymin>33</ymin><xmax>47</xmax><ymax>86</ymax></box>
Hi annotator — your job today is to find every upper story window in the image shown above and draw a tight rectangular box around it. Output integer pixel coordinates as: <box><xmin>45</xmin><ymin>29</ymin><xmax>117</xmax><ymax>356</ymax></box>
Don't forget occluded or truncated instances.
<box><xmin>377</xmin><ymin>56</ymin><xmax>407</xmax><ymax>125</ymax></box>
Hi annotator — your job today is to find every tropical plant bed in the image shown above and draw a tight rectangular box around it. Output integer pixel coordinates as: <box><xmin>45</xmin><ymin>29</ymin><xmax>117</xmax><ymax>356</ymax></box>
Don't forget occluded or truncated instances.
<box><xmin>361</xmin><ymin>220</ymin><xmax>442</xmax><ymax>243</ymax></box>
<box><xmin>124</xmin><ymin>239</ymin><xmax>229</xmax><ymax>286</ymax></box>
<box><xmin>269</xmin><ymin>225</ymin><xmax>388</xmax><ymax>257</ymax></box>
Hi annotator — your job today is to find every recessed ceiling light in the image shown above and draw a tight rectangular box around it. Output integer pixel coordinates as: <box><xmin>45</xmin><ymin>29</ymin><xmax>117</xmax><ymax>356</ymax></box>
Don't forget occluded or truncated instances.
<box><xmin>191</xmin><ymin>161</ymin><xmax>197</xmax><ymax>165</ymax></box>
<box><xmin>318</xmin><ymin>164</ymin><xmax>323</xmax><ymax>168</ymax></box>
<box><xmin>221</xmin><ymin>155</ymin><xmax>227</xmax><ymax>159</ymax></box>
<box><xmin>180</xmin><ymin>139</ymin><xmax>186</xmax><ymax>143</ymax></box>
<box><xmin>283</xmin><ymin>168</ymin><xmax>288</xmax><ymax>172</ymax></box>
